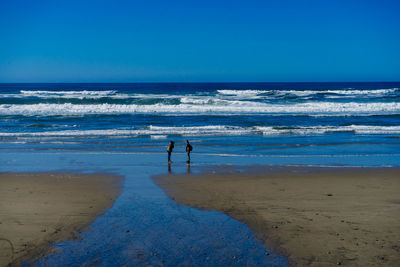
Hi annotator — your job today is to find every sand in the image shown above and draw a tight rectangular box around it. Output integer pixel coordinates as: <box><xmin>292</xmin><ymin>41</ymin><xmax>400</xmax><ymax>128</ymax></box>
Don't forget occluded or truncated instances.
<box><xmin>153</xmin><ymin>166</ymin><xmax>400</xmax><ymax>266</ymax></box>
<box><xmin>0</xmin><ymin>172</ymin><xmax>123</xmax><ymax>266</ymax></box>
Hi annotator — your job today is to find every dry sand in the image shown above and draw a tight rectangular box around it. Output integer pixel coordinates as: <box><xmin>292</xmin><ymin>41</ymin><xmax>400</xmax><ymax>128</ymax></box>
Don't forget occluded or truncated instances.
<box><xmin>154</xmin><ymin>166</ymin><xmax>400</xmax><ymax>266</ymax></box>
<box><xmin>0</xmin><ymin>172</ymin><xmax>123</xmax><ymax>266</ymax></box>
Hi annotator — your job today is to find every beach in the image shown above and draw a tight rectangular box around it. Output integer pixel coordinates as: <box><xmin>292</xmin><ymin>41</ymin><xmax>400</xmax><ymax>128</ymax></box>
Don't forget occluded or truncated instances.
<box><xmin>154</xmin><ymin>166</ymin><xmax>400</xmax><ymax>266</ymax></box>
<box><xmin>0</xmin><ymin>172</ymin><xmax>123</xmax><ymax>266</ymax></box>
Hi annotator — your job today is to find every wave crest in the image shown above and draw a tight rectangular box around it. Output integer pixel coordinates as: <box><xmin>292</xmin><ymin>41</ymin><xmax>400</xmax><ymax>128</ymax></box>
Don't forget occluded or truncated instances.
<box><xmin>0</xmin><ymin>102</ymin><xmax>399</xmax><ymax>116</ymax></box>
<box><xmin>1</xmin><ymin>125</ymin><xmax>400</xmax><ymax>137</ymax></box>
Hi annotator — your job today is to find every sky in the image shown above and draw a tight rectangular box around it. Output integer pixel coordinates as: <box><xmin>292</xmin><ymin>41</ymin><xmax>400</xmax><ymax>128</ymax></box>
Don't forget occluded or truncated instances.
<box><xmin>0</xmin><ymin>0</ymin><xmax>399</xmax><ymax>82</ymax></box>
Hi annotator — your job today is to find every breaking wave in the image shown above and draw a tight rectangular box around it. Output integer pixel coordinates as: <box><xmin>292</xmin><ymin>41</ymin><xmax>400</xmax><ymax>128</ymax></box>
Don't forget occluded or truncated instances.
<box><xmin>217</xmin><ymin>88</ymin><xmax>399</xmax><ymax>98</ymax></box>
<box><xmin>1</xmin><ymin>102</ymin><xmax>399</xmax><ymax>116</ymax></box>
<box><xmin>20</xmin><ymin>90</ymin><xmax>120</xmax><ymax>99</ymax></box>
<box><xmin>0</xmin><ymin>88</ymin><xmax>398</xmax><ymax>101</ymax></box>
<box><xmin>1</xmin><ymin>125</ymin><xmax>400</xmax><ymax>137</ymax></box>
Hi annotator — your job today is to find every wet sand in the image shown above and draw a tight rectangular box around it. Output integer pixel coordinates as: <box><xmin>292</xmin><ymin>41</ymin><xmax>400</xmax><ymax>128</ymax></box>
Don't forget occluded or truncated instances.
<box><xmin>0</xmin><ymin>172</ymin><xmax>123</xmax><ymax>266</ymax></box>
<box><xmin>154</xmin><ymin>166</ymin><xmax>400</xmax><ymax>266</ymax></box>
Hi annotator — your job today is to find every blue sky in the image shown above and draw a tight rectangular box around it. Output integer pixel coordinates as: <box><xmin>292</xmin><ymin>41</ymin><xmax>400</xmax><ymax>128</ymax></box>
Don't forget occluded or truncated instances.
<box><xmin>0</xmin><ymin>0</ymin><xmax>399</xmax><ymax>82</ymax></box>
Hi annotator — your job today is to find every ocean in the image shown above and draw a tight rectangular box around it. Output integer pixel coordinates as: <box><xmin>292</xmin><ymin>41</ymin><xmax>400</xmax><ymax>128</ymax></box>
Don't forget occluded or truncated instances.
<box><xmin>1</xmin><ymin>82</ymin><xmax>399</xmax><ymax>167</ymax></box>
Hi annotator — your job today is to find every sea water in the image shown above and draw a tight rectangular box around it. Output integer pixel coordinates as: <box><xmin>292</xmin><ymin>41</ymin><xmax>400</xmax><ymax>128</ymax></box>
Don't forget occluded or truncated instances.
<box><xmin>1</xmin><ymin>82</ymin><xmax>399</xmax><ymax>166</ymax></box>
<box><xmin>1</xmin><ymin>83</ymin><xmax>399</xmax><ymax>266</ymax></box>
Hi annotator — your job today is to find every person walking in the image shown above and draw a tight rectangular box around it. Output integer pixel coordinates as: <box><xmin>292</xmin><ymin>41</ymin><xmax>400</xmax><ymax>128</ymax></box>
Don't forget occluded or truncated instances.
<box><xmin>167</xmin><ymin>141</ymin><xmax>174</xmax><ymax>163</ymax></box>
<box><xmin>185</xmin><ymin>140</ymin><xmax>192</xmax><ymax>163</ymax></box>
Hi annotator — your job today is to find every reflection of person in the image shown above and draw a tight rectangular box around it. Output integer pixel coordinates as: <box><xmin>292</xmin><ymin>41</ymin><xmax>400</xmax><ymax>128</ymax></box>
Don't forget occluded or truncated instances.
<box><xmin>186</xmin><ymin>163</ymin><xmax>191</xmax><ymax>174</ymax></box>
<box><xmin>185</xmin><ymin>140</ymin><xmax>192</xmax><ymax>163</ymax></box>
<box><xmin>167</xmin><ymin>141</ymin><xmax>174</xmax><ymax>163</ymax></box>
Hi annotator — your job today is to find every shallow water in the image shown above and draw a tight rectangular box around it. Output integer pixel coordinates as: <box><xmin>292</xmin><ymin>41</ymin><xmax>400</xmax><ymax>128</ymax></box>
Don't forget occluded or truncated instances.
<box><xmin>1</xmin><ymin>151</ymin><xmax>287</xmax><ymax>266</ymax></box>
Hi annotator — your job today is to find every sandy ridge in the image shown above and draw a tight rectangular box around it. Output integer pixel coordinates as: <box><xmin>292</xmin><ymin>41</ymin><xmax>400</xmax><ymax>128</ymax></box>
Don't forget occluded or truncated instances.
<box><xmin>153</xmin><ymin>166</ymin><xmax>400</xmax><ymax>266</ymax></box>
<box><xmin>0</xmin><ymin>172</ymin><xmax>123</xmax><ymax>266</ymax></box>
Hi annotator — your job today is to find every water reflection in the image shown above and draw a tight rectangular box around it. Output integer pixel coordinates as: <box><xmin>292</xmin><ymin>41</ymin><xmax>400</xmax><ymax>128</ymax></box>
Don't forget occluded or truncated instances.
<box><xmin>168</xmin><ymin>162</ymin><xmax>172</xmax><ymax>174</ymax></box>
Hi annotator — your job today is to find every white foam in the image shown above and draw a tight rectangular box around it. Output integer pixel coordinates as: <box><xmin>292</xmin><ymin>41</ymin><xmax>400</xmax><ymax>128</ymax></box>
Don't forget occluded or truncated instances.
<box><xmin>0</xmin><ymin>91</ymin><xmax>179</xmax><ymax>100</ymax></box>
<box><xmin>19</xmin><ymin>90</ymin><xmax>122</xmax><ymax>99</ymax></box>
<box><xmin>150</xmin><ymin>135</ymin><xmax>168</xmax><ymax>139</ymax></box>
<box><xmin>1</xmin><ymin>101</ymin><xmax>399</xmax><ymax>116</ymax></box>
<box><xmin>256</xmin><ymin>125</ymin><xmax>400</xmax><ymax>135</ymax></box>
<box><xmin>217</xmin><ymin>90</ymin><xmax>270</xmax><ymax>96</ymax></box>
<box><xmin>1</xmin><ymin>125</ymin><xmax>399</xmax><ymax>138</ymax></box>
<box><xmin>180</xmin><ymin>97</ymin><xmax>219</xmax><ymax>105</ymax></box>
<box><xmin>148</xmin><ymin>125</ymin><xmax>250</xmax><ymax>135</ymax></box>
<box><xmin>0</xmin><ymin>88</ymin><xmax>396</xmax><ymax>103</ymax></box>
<box><xmin>217</xmin><ymin>88</ymin><xmax>398</xmax><ymax>98</ymax></box>
<box><xmin>0</xmin><ymin>126</ymin><xmax>248</xmax><ymax>137</ymax></box>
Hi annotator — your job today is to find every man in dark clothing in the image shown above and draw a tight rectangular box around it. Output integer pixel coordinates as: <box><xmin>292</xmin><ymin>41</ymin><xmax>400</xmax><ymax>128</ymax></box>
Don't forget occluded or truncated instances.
<box><xmin>167</xmin><ymin>141</ymin><xmax>174</xmax><ymax>163</ymax></box>
<box><xmin>185</xmin><ymin>140</ymin><xmax>192</xmax><ymax>163</ymax></box>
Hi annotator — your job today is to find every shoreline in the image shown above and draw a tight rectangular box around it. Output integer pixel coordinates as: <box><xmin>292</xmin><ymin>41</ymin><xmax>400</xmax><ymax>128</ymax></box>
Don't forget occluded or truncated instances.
<box><xmin>153</xmin><ymin>165</ymin><xmax>400</xmax><ymax>266</ymax></box>
<box><xmin>0</xmin><ymin>172</ymin><xmax>123</xmax><ymax>266</ymax></box>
